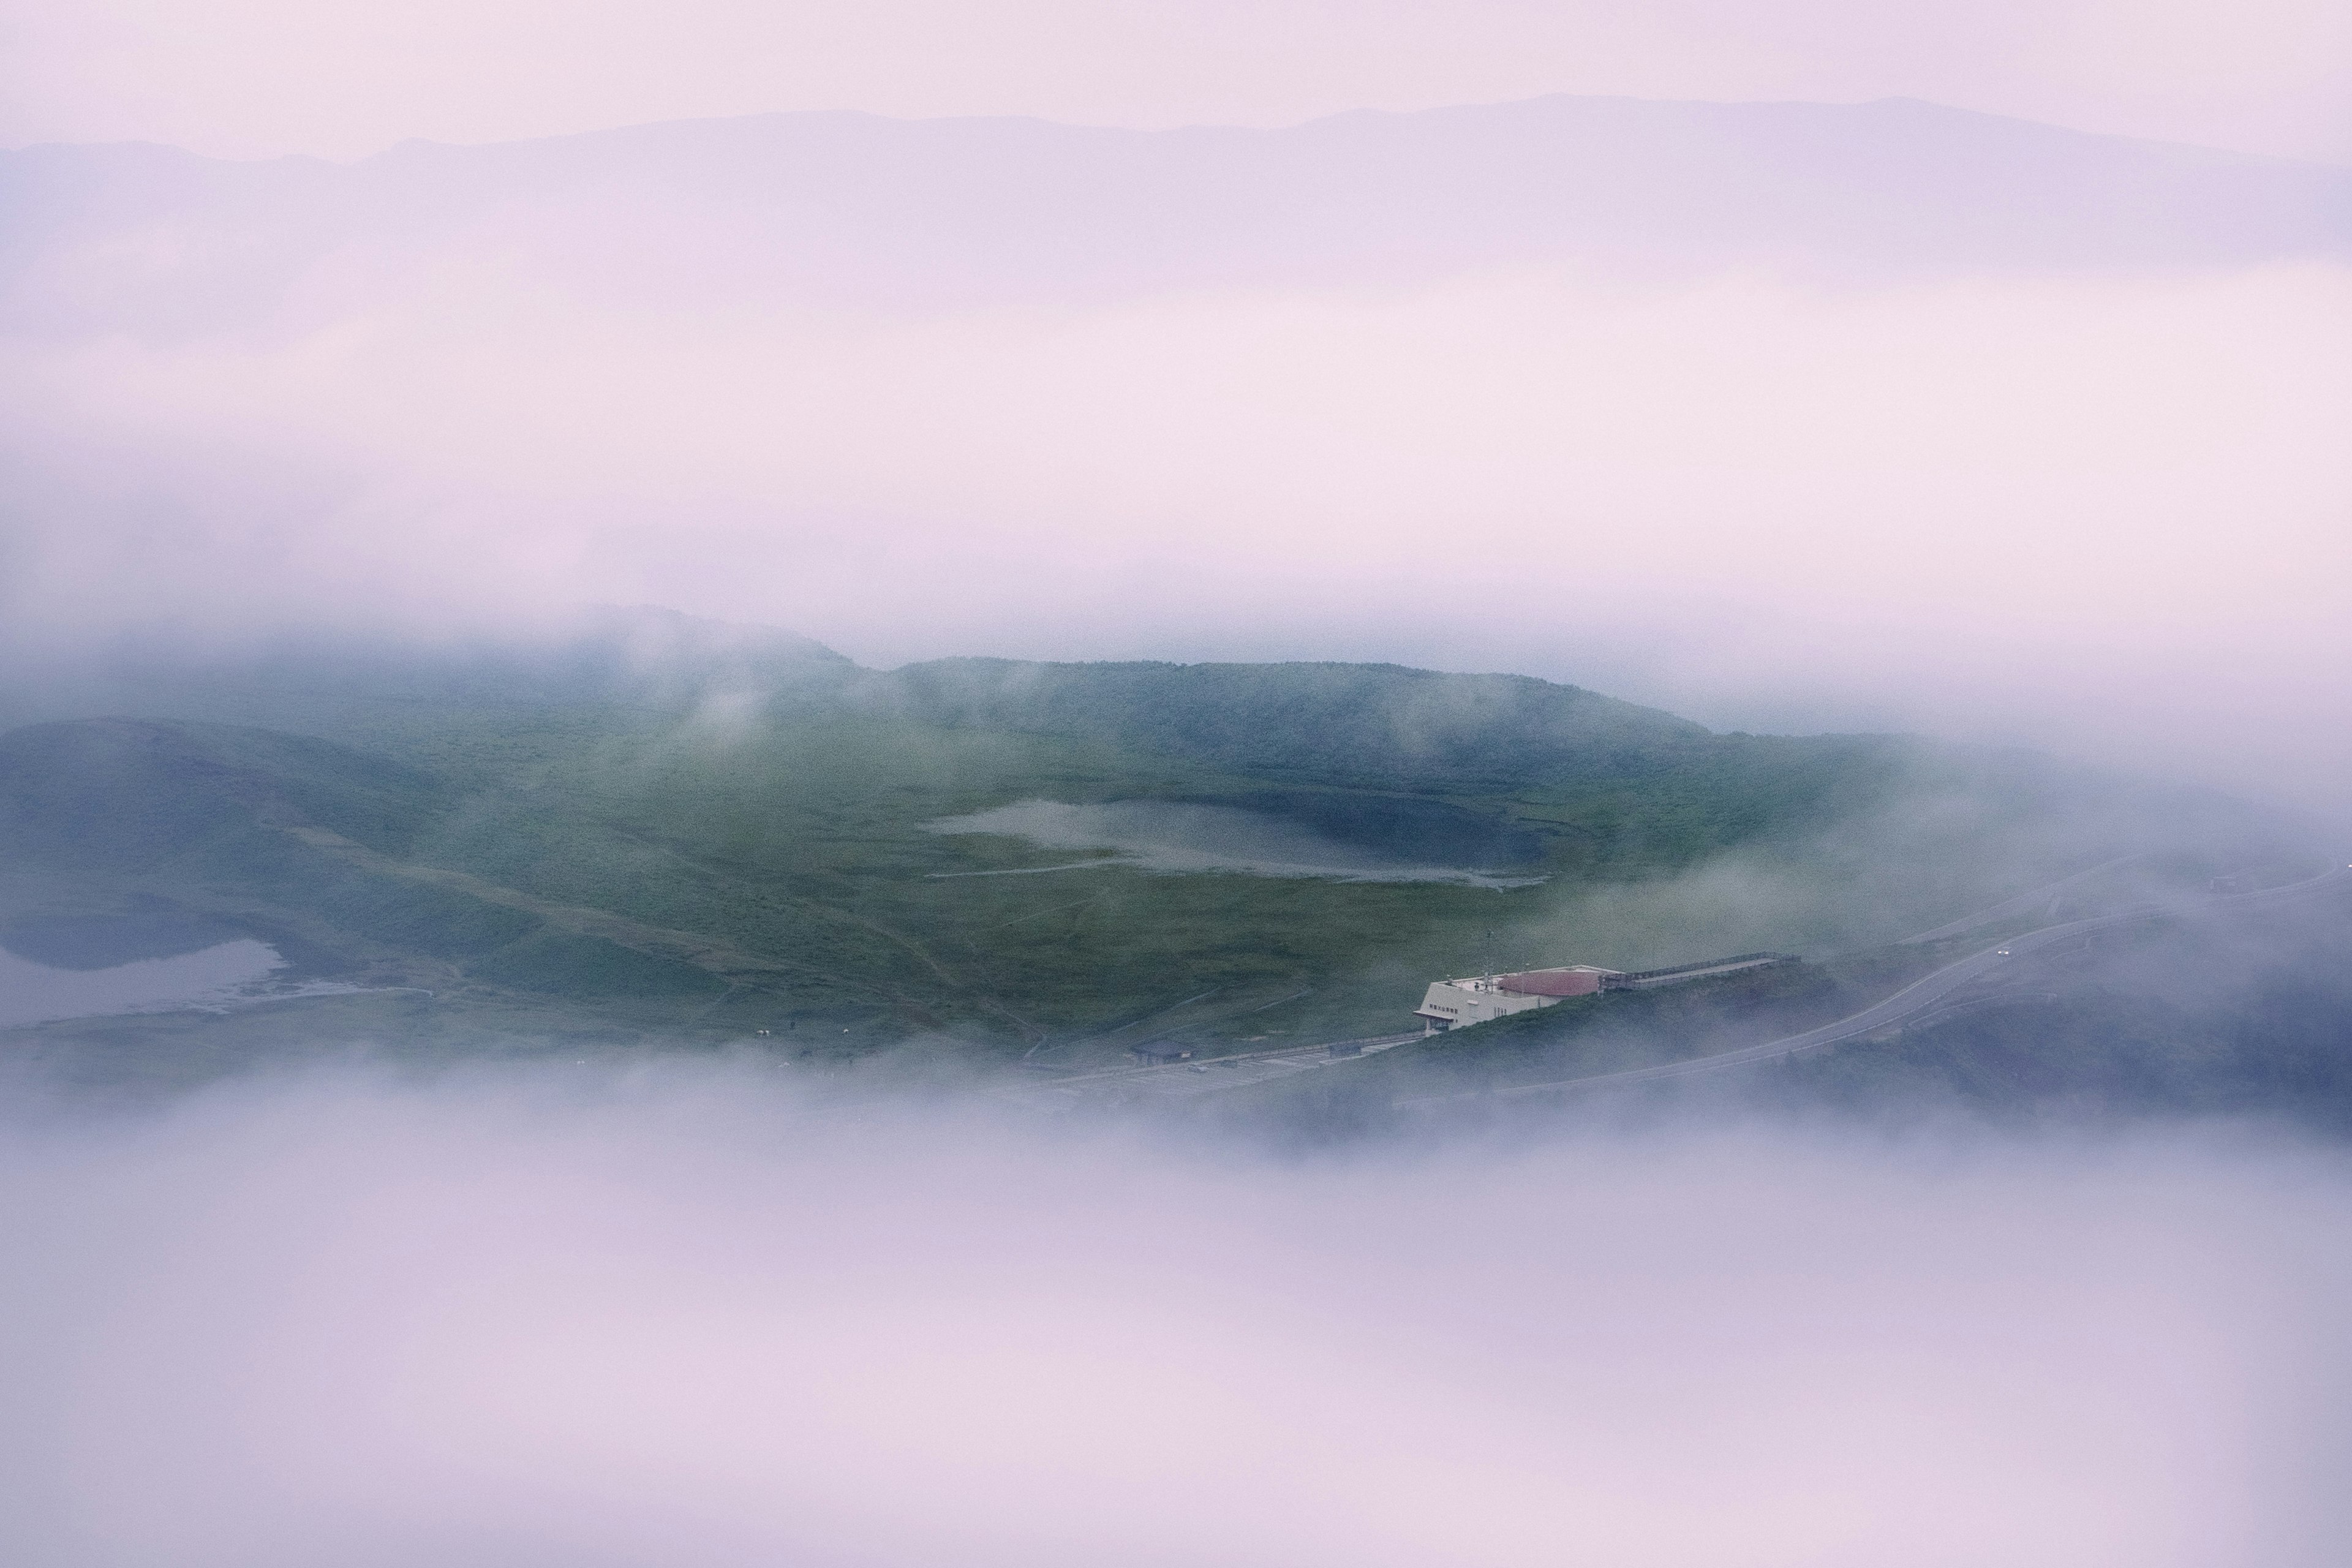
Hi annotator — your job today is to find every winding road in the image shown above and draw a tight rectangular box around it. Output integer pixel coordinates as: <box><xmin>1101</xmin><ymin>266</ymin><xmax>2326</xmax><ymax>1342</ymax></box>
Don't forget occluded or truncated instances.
<box><xmin>1401</xmin><ymin>862</ymin><xmax>2352</xmax><ymax>1107</ymax></box>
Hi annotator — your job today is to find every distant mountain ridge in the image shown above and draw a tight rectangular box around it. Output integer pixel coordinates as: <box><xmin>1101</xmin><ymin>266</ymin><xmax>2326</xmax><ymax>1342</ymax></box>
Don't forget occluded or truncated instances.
<box><xmin>7</xmin><ymin>94</ymin><xmax>2345</xmax><ymax>333</ymax></box>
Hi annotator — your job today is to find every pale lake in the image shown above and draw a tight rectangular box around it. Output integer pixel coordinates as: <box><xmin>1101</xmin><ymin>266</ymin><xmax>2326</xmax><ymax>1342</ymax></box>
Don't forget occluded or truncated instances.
<box><xmin>0</xmin><ymin>940</ymin><xmax>290</xmax><ymax>1029</ymax></box>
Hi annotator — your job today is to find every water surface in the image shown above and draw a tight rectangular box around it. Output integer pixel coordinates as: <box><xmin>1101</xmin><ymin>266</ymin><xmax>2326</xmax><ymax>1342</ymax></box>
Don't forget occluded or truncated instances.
<box><xmin>0</xmin><ymin>940</ymin><xmax>289</xmax><ymax>1028</ymax></box>
<box><xmin>927</xmin><ymin>799</ymin><xmax>1545</xmax><ymax>888</ymax></box>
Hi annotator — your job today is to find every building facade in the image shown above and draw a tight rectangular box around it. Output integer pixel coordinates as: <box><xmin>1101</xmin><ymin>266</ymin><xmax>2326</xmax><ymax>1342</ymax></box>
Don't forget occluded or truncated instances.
<box><xmin>1414</xmin><ymin>965</ymin><xmax>1618</xmax><ymax>1031</ymax></box>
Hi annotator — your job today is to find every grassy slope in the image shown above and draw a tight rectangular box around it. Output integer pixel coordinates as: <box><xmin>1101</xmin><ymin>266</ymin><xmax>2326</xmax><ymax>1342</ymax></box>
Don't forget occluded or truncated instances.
<box><xmin>1</xmin><ymin>644</ymin><xmax>2301</xmax><ymax>1068</ymax></box>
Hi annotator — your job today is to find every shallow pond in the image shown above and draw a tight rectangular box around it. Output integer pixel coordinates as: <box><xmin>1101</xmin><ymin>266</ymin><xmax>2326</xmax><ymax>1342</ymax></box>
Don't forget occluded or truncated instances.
<box><xmin>0</xmin><ymin>939</ymin><xmax>290</xmax><ymax>1029</ymax></box>
<box><xmin>925</xmin><ymin>799</ymin><xmax>1546</xmax><ymax>889</ymax></box>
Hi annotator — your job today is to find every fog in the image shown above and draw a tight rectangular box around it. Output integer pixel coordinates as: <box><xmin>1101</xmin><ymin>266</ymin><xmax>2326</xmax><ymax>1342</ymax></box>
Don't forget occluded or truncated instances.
<box><xmin>9</xmin><ymin>243</ymin><xmax>2348</xmax><ymax>810</ymax></box>
<box><xmin>0</xmin><ymin>1064</ymin><xmax>2344</xmax><ymax>1566</ymax></box>
<box><xmin>7</xmin><ymin>0</ymin><xmax>2350</xmax><ymax>162</ymax></box>
<box><xmin>6</xmin><ymin>76</ymin><xmax>2350</xmax><ymax>810</ymax></box>
<box><xmin>4</xmin><ymin>0</ymin><xmax>2349</xmax><ymax>807</ymax></box>
<box><xmin>4</xmin><ymin>13</ymin><xmax>2350</xmax><ymax>1559</ymax></box>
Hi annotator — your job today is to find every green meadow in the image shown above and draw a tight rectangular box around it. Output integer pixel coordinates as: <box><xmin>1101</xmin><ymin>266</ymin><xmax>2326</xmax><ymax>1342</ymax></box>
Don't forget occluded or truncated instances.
<box><xmin>1</xmin><ymin>629</ymin><xmax>2293</xmax><ymax>1072</ymax></box>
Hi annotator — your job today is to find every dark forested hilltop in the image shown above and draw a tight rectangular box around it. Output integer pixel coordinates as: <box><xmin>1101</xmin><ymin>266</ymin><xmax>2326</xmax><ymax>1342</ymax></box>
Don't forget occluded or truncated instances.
<box><xmin>846</xmin><ymin>657</ymin><xmax>1708</xmax><ymax>790</ymax></box>
<box><xmin>9</xmin><ymin>94</ymin><xmax>2348</xmax><ymax>337</ymax></box>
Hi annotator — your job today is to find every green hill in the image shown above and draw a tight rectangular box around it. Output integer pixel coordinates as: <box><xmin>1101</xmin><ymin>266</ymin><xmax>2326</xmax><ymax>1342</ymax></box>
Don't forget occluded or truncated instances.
<box><xmin>0</xmin><ymin>619</ymin><xmax>2309</xmax><ymax>1078</ymax></box>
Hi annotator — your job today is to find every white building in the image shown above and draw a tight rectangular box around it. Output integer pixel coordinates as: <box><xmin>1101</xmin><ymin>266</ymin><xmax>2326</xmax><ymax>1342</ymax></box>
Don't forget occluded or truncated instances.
<box><xmin>1415</xmin><ymin>965</ymin><xmax>1619</xmax><ymax>1032</ymax></box>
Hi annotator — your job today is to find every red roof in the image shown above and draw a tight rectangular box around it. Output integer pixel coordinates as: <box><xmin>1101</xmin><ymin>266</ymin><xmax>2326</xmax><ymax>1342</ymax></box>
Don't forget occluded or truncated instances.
<box><xmin>1496</xmin><ymin>967</ymin><xmax>1609</xmax><ymax>997</ymax></box>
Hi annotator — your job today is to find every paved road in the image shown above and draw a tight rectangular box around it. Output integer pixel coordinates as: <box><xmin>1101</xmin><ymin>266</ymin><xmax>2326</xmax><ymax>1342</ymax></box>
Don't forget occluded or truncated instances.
<box><xmin>1898</xmin><ymin>852</ymin><xmax>2152</xmax><ymax>944</ymax></box>
<box><xmin>1402</xmin><ymin>863</ymin><xmax>2352</xmax><ymax>1107</ymax></box>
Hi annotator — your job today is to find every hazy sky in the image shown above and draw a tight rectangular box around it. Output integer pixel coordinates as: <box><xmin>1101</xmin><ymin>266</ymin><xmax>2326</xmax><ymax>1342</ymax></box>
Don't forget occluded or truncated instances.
<box><xmin>3</xmin><ymin>2</ymin><xmax>2348</xmax><ymax>816</ymax></box>
<box><xmin>4</xmin><ymin>0</ymin><xmax>2350</xmax><ymax>164</ymax></box>
<box><xmin>12</xmin><ymin>239</ymin><xmax>2347</xmax><ymax>811</ymax></box>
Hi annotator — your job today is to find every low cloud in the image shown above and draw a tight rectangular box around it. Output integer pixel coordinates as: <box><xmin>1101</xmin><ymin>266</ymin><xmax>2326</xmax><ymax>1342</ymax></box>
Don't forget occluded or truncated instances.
<box><xmin>1</xmin><ymin>1063</ymin><xmax>2348</xmax><ymax>1565</ymax></box>
<box><xmin>7</xmin><ymin>258</ymin><xmax>2348</xmax><ymax>812</ymax></box>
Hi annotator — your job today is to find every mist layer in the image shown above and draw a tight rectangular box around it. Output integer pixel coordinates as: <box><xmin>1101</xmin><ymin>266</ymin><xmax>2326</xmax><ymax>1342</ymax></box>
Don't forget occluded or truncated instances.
<box><xmin>2</xmin><ymin>1067</ymin><xmax>2346</xmax><ymax>1566</ymax></box>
